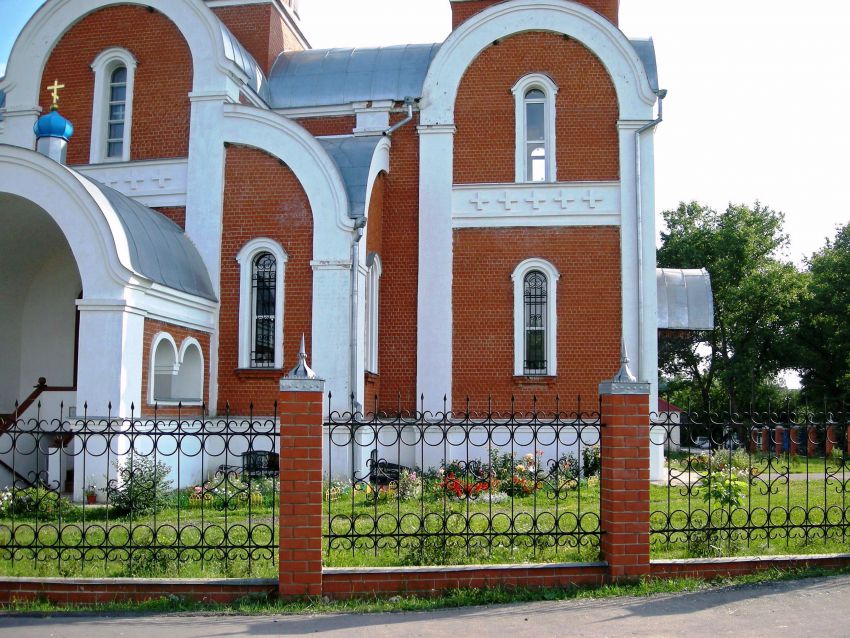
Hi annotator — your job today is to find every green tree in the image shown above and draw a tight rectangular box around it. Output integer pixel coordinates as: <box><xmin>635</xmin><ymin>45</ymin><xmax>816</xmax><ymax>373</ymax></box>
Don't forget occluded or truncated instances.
<box><xmin>657</xmin><ymin>202</ymin><xmax>804</xmax><ymax>411</ymax></box>
<box><xmin>797</xmin><ymin>223</ymin><xmax>850</xmax><ymax>405</ymax></box>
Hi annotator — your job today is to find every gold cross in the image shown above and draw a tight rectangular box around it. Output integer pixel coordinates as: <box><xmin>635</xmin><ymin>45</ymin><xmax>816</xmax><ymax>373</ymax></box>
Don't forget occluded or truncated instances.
<box><xmin>46</xmin><ymin>79</ymin><xmax>65</xmax><ymax>109</ymax></box>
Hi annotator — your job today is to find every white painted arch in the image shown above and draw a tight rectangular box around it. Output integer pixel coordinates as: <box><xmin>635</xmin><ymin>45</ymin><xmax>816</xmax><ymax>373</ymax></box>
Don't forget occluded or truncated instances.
<box><xmin>1</xmin><ymin>0</ymin><xmax>243</xmax><ymax>108</ymax></box>
<box><xmin>420</xmin><ymin>0</ymin><xmax>657</xmax><ymax>125</ymax></box>
<box><xmin>221</xmin><ymin>104</ymin><xmax>354</xmax><ymax>260</ymax></box>
<box><xmin>0</xmin><ymin>144</ymin><xmax>139</xmax><ymax>299</ymax></box>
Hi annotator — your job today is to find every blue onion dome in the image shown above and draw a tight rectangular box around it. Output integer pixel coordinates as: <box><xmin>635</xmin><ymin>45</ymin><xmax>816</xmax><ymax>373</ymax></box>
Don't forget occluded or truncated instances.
<box><xmin>33</xmin><ymin>109</ymin><xmax>74</xmax><ymax>141</ymax></box>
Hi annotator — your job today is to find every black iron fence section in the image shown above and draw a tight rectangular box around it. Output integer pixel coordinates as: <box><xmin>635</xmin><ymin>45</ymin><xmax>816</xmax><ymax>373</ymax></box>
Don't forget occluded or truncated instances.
<box><xmin>0</xmin><ymin>402</ymin><xmax>279</xmax><ymax>578</ymax></box>
<box><xmin>324</xmin><ymin>396</ymin><xmax>602</xmax><ymax>566</ymax></box>
<box><xmin>651</xmin><ymin>404</ymin><xmax>850</xmax><ymax>558</ymax></box>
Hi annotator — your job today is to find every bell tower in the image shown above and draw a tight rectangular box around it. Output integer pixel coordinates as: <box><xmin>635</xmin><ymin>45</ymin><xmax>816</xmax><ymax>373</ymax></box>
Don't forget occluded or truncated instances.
<box><xmin>205</xmin><ymin>0</ymin><xmax>310</xmax><ymax>74</ymax></box>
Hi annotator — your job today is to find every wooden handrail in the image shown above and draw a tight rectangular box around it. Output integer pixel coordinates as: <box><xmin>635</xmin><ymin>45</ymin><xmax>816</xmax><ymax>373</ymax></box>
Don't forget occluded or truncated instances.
<box><xmin>0</xmin><ymin>378</ymin><xmax>74</xmax><ymax>431</ymax></box>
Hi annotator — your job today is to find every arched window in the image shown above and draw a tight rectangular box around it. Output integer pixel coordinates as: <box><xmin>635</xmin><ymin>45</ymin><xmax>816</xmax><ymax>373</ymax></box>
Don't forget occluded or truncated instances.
<box><xmin>251</xmin><ymin>252</ymin><xmax>277</xmax><ymax>368</ymax></box>
<box><xmin>523</xmin><ymin>270</ymin><xmax>548</xmax><ymax>374</ymax></box>
<box><xmin>106</xmin><ymin>66</ymin><xmax>127</xmax><ymax>159</ymax></box>
<box><xmin>512</xmin><ymin>258</ymin><xmax>560</xmax><ymax>376</ymax></box>
<box><xmin>90</xmin><ymin>48</ymin><xmax>136</xmax><ymax>163</ymax></box>
<box><xmin>364</xmin><ymin>253</ymin><xmax>382</xmax><ymax>373</ymax></box>
<box><xmin>149</xmin><ymin>334</ymin><xmax>205</xmax><ymax>405</ymax></box>
<box><xmin>512</xmin><ymin>74</ymin><xmax>558</xmax><ymax>183</ymax></box>
<box><xmin>236</xmin><ymin>238</ymin><xmax>287</xmax><ymax>369</ymax></box>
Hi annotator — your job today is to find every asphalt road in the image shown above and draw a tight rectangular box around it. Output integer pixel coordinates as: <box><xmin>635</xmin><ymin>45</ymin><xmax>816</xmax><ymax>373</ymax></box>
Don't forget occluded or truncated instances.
<box><xmin>2</xmin><ymin>575</ymin><xmax>849</xmax><ymax>637</ymax></box>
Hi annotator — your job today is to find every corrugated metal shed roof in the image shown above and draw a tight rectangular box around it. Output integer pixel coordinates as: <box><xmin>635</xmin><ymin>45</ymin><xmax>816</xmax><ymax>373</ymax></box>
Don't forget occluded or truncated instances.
<box><xmin>269</xmin><ymin>43</ymin><xmax>440</xmax><ymax>109</ymax></box>
<box><xmin>218</xmin><ymin>22</ymin><xmax>270</xmax><ymax>103</ymax></box>
<box><xmin>657</xmin><ymin>268</ymin><xmax>714</xmax><ymax>331</ymax></box>
<box><xmin>629</xmin><ymin>38</ymin><xmax>659</xmax><ymax>93</ymax></box>
<box><xmin>86</xmin><ymin>178</ymin><xmax>216</xmax><ymax>301</ymax></box>
<box><xmin>318</xmin><ymin>135</ymin><xmax>383</xmax><ymax>218</ymax></box>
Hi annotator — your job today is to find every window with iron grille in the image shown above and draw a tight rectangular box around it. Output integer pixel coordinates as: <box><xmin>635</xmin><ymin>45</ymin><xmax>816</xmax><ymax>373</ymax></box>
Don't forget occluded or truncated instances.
<box><xmin>251</xmin><ymin>252</ymin><xmax>276</xmax><ymax>368</ymax></box>
<box><xmin>513</xmin><ymin>258</ymin><xmax>559</xmax><ymax>377</ymax></box>
<box><xmin>523</xmin><ymin>270</ymin><xmax>547</xmax><ymax>374</ymax></box>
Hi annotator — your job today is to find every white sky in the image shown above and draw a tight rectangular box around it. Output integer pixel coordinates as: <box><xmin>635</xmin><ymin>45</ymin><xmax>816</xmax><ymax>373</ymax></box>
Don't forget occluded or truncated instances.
<box><xmin>2</xmin><ymin>0</ymin><xmax>849</xmax><ymax>263</ymax></box>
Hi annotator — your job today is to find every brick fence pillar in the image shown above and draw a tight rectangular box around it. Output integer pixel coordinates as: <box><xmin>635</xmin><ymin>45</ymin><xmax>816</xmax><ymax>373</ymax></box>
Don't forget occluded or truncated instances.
<box><xmin>599</xmin><ymin>376</ymin><xmax>651</xmax><ymax>582</ymax></box>
<box><xmin>807</xmin><ymin>425</ymin><xmax>817</xmax><ymax>457</ymax></box>
<box><xmin>278</xmin><ymin>356</ymin><xmax>325</xmax><ymax>599</ymax></box>
<box><xmin>775</xmin><ymin>426</ymin><xmax>784</xmax><ymax>456</ymax></box>
<box><xmin>789</xmin><ymin>427</ymin><xmax>798</xmax><ymax>457</ymax></box>
<box><xmin>826</xmin><ymin>426</ymin><xmax>836</xmax><ymax>457</ymax></box>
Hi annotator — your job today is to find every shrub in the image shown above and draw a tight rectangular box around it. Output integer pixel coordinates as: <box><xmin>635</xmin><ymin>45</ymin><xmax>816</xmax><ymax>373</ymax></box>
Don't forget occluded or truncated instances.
<box><xmin>0</xmin><ymin>486</ymin><xmax>72</xmax><ymax>519</ymax></box>
<box><xmin>106</xmin><ymin>457</ymin><xmax>173</xmax><ymax>516</ymax></box>
<box><xmin>582</xmin><ymin>446</ymin><xmax>601</xmax><ymax>478</ymax></box>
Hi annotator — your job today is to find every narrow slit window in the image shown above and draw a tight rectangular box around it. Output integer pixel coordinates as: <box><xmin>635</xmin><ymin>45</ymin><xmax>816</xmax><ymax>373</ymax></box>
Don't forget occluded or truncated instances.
<box><xmin>106</xmin><ymin>66</ymin><xmax>127</xmax><ymax>159</ymax></box>
<box><xmin>525</xmin><ymin>89</ymin><xmax>546</xmax><ymax>182</ymax></box>
<box><xmin>523</xmin><ymin>270</ymin><xmax>547</xmax><ymax>374</ymax></box>
<box><xmin>251</xmin><ymin>252</ymin><xmax>276</xmax><ymax>368</ymax></box>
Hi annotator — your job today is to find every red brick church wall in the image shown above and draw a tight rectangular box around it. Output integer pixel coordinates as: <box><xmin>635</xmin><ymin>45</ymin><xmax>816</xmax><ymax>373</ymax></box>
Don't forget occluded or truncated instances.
<box><xmin>452</xmin><ymin>227</ymin><xmax>621</xmax><ymax>411</ymax></box>
<box><xmin>450</xmin><ymin>29</ymin><xmax>622</xmax><ymax>410</ymax></box>
<box><xmin>39</xmin><ymin>5</ymin><xmax>192</xmax><ymax>165</ymax></box>
<box><xmin>217</xmin><ymin>144</ymin><xmax>314</xmax><ymax>415</ymax></box>
<box><xmin>453</xmin><ymin>31</ymin><xmax>619</xmax><ymax>184</ymax></box>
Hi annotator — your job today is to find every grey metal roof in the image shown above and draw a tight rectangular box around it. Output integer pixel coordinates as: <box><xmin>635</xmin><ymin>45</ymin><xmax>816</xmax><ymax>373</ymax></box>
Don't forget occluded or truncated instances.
<box><xmin>657</xmin><ymin>268</ymin><xmax>714</xmax><ymax>331</ymax></box>
<box><xmin>218</xmin><ymin>21</ymin><xmax>270</xmax><ymax>103</ymax></box>
<box><xmin>319</xmin><ymin>135</ymin><xmax>384</xmax><ymax>218</ymax></box>
<box><xmin>0</xmin><ymin>89</ymin><xmax>5</xmax><ymax>122</ymax></box>
<box><xmin>629</xmin><ymin>38</ymin><xmax>659</xmax><ymax>93</ymax></box>
<box><xmin>269</xmin><ymin>43</ymin><xmax>440</xmax><ymax>109</ymax></box>
<box><xmin>86</xmin><ymin>178</ymin><xmax>216</xmax><ymax>301</ymax></box>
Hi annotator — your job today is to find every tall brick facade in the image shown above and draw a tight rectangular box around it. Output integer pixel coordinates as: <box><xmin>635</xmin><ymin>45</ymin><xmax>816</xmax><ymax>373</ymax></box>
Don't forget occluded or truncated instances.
<box><xmin>452</xmin><ymin>226</ymin><xmax>621</xmax><ymax>410</ymax></box>
<box><xmin>454</xmin><ymin>31</ymin><xmax>619</xmax><ymax>184</ymax></box>
<box><xmin>217</xmin><ymin>145</ymin><xmax>314</xmax><ymax>414</ymax></box>
<box><xmin>374</xmin><ymin>115</ymin><xmax>421</xmax><ymax>410</ymax></box>
<box><xmin>39</xmin><ymin>5</ymin><xmax>192</xmax><ymax>165</ymax></box>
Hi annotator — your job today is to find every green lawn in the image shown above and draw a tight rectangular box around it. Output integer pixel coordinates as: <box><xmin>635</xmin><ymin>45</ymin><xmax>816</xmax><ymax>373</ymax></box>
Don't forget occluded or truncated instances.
<box><xmin>2</xmin><ymin>467</ymin><xmax>850</xmax><ymax>577</ymax></box>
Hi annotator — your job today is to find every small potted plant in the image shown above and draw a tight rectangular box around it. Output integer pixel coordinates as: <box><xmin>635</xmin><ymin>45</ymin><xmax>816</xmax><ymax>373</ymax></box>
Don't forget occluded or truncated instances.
<box><xmin>84</xmin><ymin>484</ymin><xmax>98</xmax><ymax>505</ymax></box>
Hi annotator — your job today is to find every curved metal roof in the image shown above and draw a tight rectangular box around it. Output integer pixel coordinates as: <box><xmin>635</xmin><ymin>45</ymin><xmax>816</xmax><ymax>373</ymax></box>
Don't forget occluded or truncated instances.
<box><xmin>629</xmin><ymin>38</ymin><xmax>659</xmax><ymax>93</ymax></box>
<box><xmin>86</xmin><ymin>178</ymin><xmax>217</xmax><ymax>301</ymax></box>
<box><xmin>269</xmin><ymin>43</ymin><xmax>440</xmax><ymax>109</ymax></box>
<box><xmin>319</xmin><ymin>136</ymin><xmax>384</xmax><ymax>218</ymax></box>
<box><xmin>657</xmin><ymin>268</ymin><xmax>714</xmax><ymax>331</ymax></box>
<box><xmin>218</xmin><ymin>21</ymin><xmax>270</xmax><ymax>103</ymax></box>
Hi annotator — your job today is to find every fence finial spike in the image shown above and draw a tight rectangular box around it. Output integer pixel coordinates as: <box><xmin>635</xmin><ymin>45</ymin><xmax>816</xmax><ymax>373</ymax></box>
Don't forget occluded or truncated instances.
<box><xmin>286</xmin><ymin>333</ymin><xmax>317</xmax><ymax>379</ymax></box>
<box><xmin>611</xmin><ymin>338</ymin><xmax>637</xmax><ymax>383</ymax></box>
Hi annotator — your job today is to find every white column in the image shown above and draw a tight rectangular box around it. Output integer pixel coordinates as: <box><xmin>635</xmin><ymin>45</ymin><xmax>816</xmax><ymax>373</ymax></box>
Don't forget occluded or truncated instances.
<box><xmin>416</xmin><ymin>124</ymin><xmax>455</xmax><ymax>412</ymax></box>
<box><xmin>75</xmin><ymin>300</ymin><xmax>145</xmax><ymax>416</ymax></box>
<box><xmin>617</xmin><ymin>121</ymin><xmax>642</xmax><ymax>382</ymax></box>
<box><xmin>184</xmin><ymin>89</ymin><xmax>234</xmax><ymax>415</ymax></box>
<box><xmin>0</xmin><ymin>106</ymin><xmax>39</xmax><ymax>149</ymax></box>
<box><xmin>311</xmin><ymin>260</ymin><xmax>352</xmax><ymax>413</ymax></box>
<box><xmin>73</xmin><ymin>300</ymin><xmax>145</xmax><ymax>500</ymax></box>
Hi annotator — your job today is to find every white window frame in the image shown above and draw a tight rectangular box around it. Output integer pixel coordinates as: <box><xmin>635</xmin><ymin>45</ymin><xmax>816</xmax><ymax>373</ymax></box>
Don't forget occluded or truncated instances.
<box><xmin>90</xmin><ymin>47</ymin><xmax>137</xmax><ymax>164</ymax></box>
<box><xmin>512</xmin><ymin>73</ymin><xmax>559</xmax><ymax>184</ymax></box>
<box><xmin>512</xmin><ymin>258</ymin><xmax>560</xmax><ymax>376</ymax></box>
<box><xmin>364</xmin><ymin>253</ymin><xmax>382</xmax><ymax>373</ymax></box>
<box><xmin>236</xmin><ymin>238</ymin><xmax>287</xmax><ymax>369</ymax></box>
<box><xmin>149</xmin><ymin>332</ymin><xmax>178</xmax><ymax>404</ymax></box>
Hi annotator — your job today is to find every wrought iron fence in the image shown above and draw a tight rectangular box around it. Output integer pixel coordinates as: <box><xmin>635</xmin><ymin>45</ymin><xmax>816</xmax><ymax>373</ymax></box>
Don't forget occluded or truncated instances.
<box><xmin>651</xmin><ymin>404</ymin><xmax>850</xmax><ymax>558</ymax></box>
<box><xmin>0</xmin><ymin>402</ymin><xmax>279</xmax><ymax>578</ymax></box>
<box><xmin>324</xmin><ymin>396</ymin><xmax>602</xmax><ymax>566</ymax></box>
